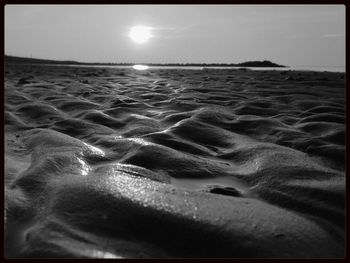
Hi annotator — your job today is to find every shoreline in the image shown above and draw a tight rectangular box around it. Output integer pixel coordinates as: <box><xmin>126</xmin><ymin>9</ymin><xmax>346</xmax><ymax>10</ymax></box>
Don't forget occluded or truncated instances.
<box><xmin>5</xmin><ymin>61</ymin><xmax>345</xmax><ymax>73</ymax></box>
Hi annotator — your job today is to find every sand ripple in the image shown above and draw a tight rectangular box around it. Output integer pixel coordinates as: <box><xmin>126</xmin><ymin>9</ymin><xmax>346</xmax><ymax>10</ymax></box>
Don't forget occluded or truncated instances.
<box><xmin>5</xmin><ymin>64</ymin><xmax>345</xmax><ymax>258</ymax></box>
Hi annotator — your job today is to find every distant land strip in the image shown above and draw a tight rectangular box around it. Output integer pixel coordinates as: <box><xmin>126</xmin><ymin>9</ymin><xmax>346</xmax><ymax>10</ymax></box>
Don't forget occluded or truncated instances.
<box><xmin>4</xmin><ymin>55</ymin><xmax>286</xmax><ymax>68</ymax></box>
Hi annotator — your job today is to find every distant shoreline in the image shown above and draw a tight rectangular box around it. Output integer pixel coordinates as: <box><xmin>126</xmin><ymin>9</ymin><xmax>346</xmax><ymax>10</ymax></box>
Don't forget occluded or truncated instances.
<box><xmin>4</xmin><ymin>55</ymin><xmax>286</xmax><ymax>68</ymax></box>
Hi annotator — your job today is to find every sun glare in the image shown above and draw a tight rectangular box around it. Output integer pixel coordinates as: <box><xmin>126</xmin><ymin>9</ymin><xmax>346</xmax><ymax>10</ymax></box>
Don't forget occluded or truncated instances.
<box><xmin>133</xmin><ymin>65</ymin><xmax>149</xmax><ymax>70</ymax></box>
<box><xmin>129</xmin><ymin>26</ymin><xmax>152</xmax><ymax>44</ymax></box>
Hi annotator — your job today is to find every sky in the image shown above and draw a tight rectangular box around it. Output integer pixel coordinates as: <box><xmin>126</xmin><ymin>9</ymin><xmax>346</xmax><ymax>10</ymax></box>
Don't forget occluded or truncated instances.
<box><xmin>5</xmin><ymin>5</ymin><xmax>345</xmax><ymax>66</ymax></box>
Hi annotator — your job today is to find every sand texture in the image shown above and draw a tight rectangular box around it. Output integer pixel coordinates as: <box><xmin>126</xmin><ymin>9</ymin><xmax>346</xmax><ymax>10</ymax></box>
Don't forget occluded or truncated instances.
<box><xmin>4</xmin><ymin>63</ymin><xmax>345</xmax><ymax>258</ymax></box>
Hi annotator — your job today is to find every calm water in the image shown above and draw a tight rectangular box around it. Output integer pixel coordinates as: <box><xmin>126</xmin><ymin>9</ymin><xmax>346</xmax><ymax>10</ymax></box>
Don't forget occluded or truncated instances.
<box><xmin>144</xmin><ymin>65</ymin><xmax>346</xmax><ymax>72</ymax></box>
<box><xmin>39</xmin><ymin>63</ymin><xmax>346</xmax><ymax>73</ymax></box>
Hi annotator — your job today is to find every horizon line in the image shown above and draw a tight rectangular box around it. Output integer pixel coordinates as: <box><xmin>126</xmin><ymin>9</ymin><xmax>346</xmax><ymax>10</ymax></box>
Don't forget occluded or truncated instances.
<box><xmin>5</xmin><ymin>54</ymin><xmax>287</xmax><ymax>67</ymax></box>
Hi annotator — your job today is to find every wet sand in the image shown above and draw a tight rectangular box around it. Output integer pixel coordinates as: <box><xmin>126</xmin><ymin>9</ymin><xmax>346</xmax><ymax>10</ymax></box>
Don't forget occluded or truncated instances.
<box><xmin>4</xmin><ymin>63</ymin><xmax>345</xmax><ymax>258</ymax></box>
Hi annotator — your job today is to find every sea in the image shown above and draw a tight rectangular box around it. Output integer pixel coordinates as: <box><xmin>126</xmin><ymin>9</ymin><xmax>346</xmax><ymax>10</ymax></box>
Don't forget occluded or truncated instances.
<box><xmin>32</xmin><ymin>63</ymin><xmax>346</xmax><ymax>73</ymax></box>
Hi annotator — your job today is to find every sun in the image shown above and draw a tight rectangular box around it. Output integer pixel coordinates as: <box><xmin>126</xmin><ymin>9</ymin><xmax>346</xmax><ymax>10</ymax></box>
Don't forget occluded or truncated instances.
<box><xmin>129</xmin><ymin>26</ymin><xmax>152</xmax><ymax>44</ymax></box>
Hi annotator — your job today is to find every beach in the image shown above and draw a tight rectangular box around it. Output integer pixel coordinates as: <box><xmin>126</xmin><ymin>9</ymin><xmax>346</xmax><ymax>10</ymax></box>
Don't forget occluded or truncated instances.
<box><xmin>4</xmin><ymin>62</ymin><xmax>345</xmax><ymax>258</ymax></box>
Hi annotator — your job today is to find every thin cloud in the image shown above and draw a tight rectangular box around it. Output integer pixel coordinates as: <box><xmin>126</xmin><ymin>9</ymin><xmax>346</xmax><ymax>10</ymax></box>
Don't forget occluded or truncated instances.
<box><xmin>152</xmin><ymin>26</ymin><xmax>191</xmax><ymax>39</ymax></box>
<box><xmin>322</xmin><ymin>33</ymin><xmax>345</xmax><ymax>38</ymax></box>
<box><xmin>152</xmin><ymin>18</ymin><xmax>234</xmax><ymax>39</ymax></box>
<box><xmin>120</xmin><ymin>25</ymin><xmax>190</xmax><ymax>39</ymax></box>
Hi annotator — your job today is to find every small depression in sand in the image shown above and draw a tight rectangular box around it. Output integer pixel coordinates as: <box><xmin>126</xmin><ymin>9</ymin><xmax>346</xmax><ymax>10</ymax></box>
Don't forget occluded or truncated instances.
<box><xmin>171</xmin><ymin>176</ymin><xmax>251</xmax><ymax>198</ymax></box>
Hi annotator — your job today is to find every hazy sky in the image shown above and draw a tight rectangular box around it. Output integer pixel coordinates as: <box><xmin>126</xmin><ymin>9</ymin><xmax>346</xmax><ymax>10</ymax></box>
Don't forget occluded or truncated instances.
<box><xmin>5</xmin><ymin>5</ymin><xmax>345</xmax><ymax>66</ymax></box>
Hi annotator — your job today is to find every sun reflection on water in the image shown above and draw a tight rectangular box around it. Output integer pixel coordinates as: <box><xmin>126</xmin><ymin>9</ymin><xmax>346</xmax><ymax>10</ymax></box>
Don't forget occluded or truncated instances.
<box><xmin>133</xmin><ymin>65</ymin><xmax>149</xmax><ymax>70</ymax></box>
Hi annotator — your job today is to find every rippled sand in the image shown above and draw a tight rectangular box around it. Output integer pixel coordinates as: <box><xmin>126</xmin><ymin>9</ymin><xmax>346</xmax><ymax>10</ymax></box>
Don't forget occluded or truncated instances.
<box><xmin>5</xmin><ymin>63</ymin><xmax>345</xmax><ymax>258</ymax></box>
